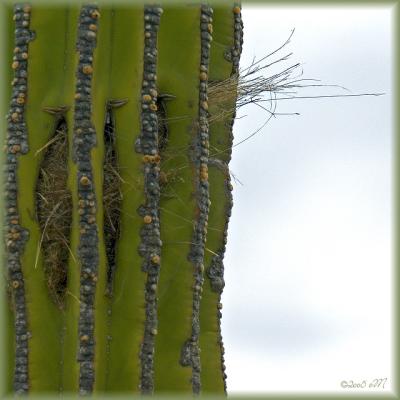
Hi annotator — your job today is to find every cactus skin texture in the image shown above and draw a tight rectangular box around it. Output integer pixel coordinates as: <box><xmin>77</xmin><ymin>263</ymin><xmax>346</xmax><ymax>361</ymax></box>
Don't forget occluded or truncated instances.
<box><xmin>2</xmin><ymin>2</ymin><xmax>243</xmax><ymax>395</ymax></box>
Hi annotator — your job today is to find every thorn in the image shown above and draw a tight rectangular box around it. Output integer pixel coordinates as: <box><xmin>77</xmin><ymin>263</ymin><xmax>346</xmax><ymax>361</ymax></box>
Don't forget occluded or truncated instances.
<box><xmin>42</xmin><ymin>105</ymin><xmax>70</xmax><ymax>115</ymax></box>
<box><xmin>158</xmin><ymin>93</ymin><xmax>176</xmax><ymax>101</ymax></box>
<box><xmin>108</xmin><ymin>98</ymin><xmax>129</xmax><ymax>108</ymax></box>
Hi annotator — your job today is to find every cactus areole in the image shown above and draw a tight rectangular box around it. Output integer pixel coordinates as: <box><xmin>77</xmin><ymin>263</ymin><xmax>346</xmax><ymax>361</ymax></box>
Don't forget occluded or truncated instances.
<box><xmin>3</xmin><ymin>2</ymin><xmax>243</xmax><ymax>395</ymax></box>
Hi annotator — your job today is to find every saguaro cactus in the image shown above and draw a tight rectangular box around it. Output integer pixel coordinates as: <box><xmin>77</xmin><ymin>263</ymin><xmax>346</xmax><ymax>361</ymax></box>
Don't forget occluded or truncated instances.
<box><xmin>3</xmin><ymin>1</ymin><xmax>243</xmax><ymax>395</ymax></box>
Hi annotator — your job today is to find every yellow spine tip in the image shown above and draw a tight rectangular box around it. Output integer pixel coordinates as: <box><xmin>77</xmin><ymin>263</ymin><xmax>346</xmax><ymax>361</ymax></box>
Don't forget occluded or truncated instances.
<box><xmin>233</xmin><ymin>6</ymin><xmax>241</xmax><ymax>14</ymax></box>
<box><xmin>143</xmin><ymin>215</ymin><xmax>152</xmax><ymax>224</ymax></box>
<box><xmin>82</xmin><ymin>65</ymin><xmax>93</xmax><ymax>75</ymax></box>
<box><xmin>151</xmin><ymin>255</ymin><xmax>160</xmax><ymax>265</ymax></box>
<box><xmin>80</xmin><ymin>176</ymin><xmax>91</xmax><ymax>186</ymax></box>
<box><xmin>142</xmin><ymin>94</ymin><xmax>152</xmax><ymax>102</ymax></box>
<box><xmin>199</xmin><ymin>72</ymin><xmax>208</xmax><ymax>81</ymax></box>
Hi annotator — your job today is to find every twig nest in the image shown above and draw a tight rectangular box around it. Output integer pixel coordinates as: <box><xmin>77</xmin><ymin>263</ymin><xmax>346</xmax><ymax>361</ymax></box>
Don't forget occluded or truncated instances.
<box><xmin>82</xmin><ymin>65</ymin><xmax>93</xmax><ymax>75</ymax></box>
<box><xmin>143</xmin><ymin>215</ymin><xmax>152</xmax><ymax>224</ymax></box>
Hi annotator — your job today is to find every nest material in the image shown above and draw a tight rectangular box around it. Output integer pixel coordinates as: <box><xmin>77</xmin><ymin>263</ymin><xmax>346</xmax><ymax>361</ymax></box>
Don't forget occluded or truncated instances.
<box><xmin>103</xmin><ymin>106</ymin><xmax>123</xmax><ymax>297</ymax></box>
<box><xmin>35</xmin><ymin>118</ymin><xmax>72</xmax><ymax>309</ymax></box>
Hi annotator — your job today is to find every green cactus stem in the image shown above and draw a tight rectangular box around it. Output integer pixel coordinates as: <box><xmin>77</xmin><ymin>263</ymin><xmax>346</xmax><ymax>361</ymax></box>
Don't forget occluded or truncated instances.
<box><xmin>3</xmin><ymin>2</ymin><xmax>243</xmax><ymax>395</ymax></box>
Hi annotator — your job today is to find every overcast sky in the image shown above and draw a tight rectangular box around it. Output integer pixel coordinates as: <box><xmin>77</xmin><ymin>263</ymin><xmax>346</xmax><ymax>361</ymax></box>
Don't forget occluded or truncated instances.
<box><xmin>222</xmin><ymin>5</ymin><xmax>394</xmax><ymax>395</ymax></box>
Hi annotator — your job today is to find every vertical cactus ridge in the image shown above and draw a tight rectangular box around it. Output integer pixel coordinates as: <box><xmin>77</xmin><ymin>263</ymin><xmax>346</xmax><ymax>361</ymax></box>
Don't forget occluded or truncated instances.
<box><xmin>3</xmin><ymin>8</ymin><xmax>16</xmax><ymax>393</ymax></box>
<box><xmin>5</xmin><ymin>4</ymin><xmax>33</xmax><ymax>393</ymax></box>
<box><xmin>73</xmin><ymin>5</ymin><xmax>100</xmax><ymax>395</ymax></box>
<box><xmin>96</xmin><ymin>6</ymin><xmax>145</xmax><ymax>392</ymax></box>
<box><xmin>179</xmin><ymin>4</ymin><xmax>213</xmax><ymax>395</ymax></box>
<box><xmin>199</xmin><ymin>3</ymin><xmax>243</xmax><ymax>393</ymax></box>
<box><xmin>226</xmin><ymin>2</ymin><xmax>243</xmax><ymax>163</ymax></box>
<box><xmin>89</xmin><ymin>7</ymin><xmax>111</xmax><ymax>391</ymax></box>
<box><xmin>136</xmin><ymin>5</ymin><xmax>163</xmax><ymax>394</ymax></box>
<box><xmin>154</xmin><ymin>5</ymin><xmax>201</xmax><ymax>392</ymax></box>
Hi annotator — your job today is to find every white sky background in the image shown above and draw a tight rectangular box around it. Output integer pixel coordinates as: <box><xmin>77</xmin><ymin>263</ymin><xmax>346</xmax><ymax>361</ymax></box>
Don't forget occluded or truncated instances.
<box><xmin>222</xmin><ymin>5</ymin><xmax>394</xmax><ymax>395</ymax></box>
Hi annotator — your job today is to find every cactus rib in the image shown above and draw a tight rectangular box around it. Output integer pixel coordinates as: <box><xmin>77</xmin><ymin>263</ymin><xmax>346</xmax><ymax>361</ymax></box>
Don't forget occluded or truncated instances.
<box><xmin>213</xmin><ymin>3</ymin><xmax>243</xmax><ymax>391</ymax></box>
<box><xmin>199</xmin><ymin>3</ymin><xmax>244</xmax><ymax>393</ymax></box>
<box><xmin>181</xmin><ymin>4</ymin><xmax>213</xmax><ymax>395</ymax></box>
<box><xmin>137</xmin><ymin>5</ymin><xmax>163</xmax><ymax>394</ymax></box>
<box><xmin>5</xmin><ymin>3</ymin><xmax>33</xmax><ymax>393</ymax></box>
<box><xmin>73</xmin><ymin>4</ymin><xmax>100</xmax><ymax>395</ymax></box>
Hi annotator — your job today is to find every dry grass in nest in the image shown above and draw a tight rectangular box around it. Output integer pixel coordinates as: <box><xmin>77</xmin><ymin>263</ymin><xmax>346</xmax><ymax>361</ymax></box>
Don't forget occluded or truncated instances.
<box><xmin>103</xmin><ymin>112</ymin><xmax>123</xmax><ymax>297</ymax></box>
<box><xmin>35</xmin><ymin>119</ymin><xmax>72</xmax><ymax>309</ymax></box>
